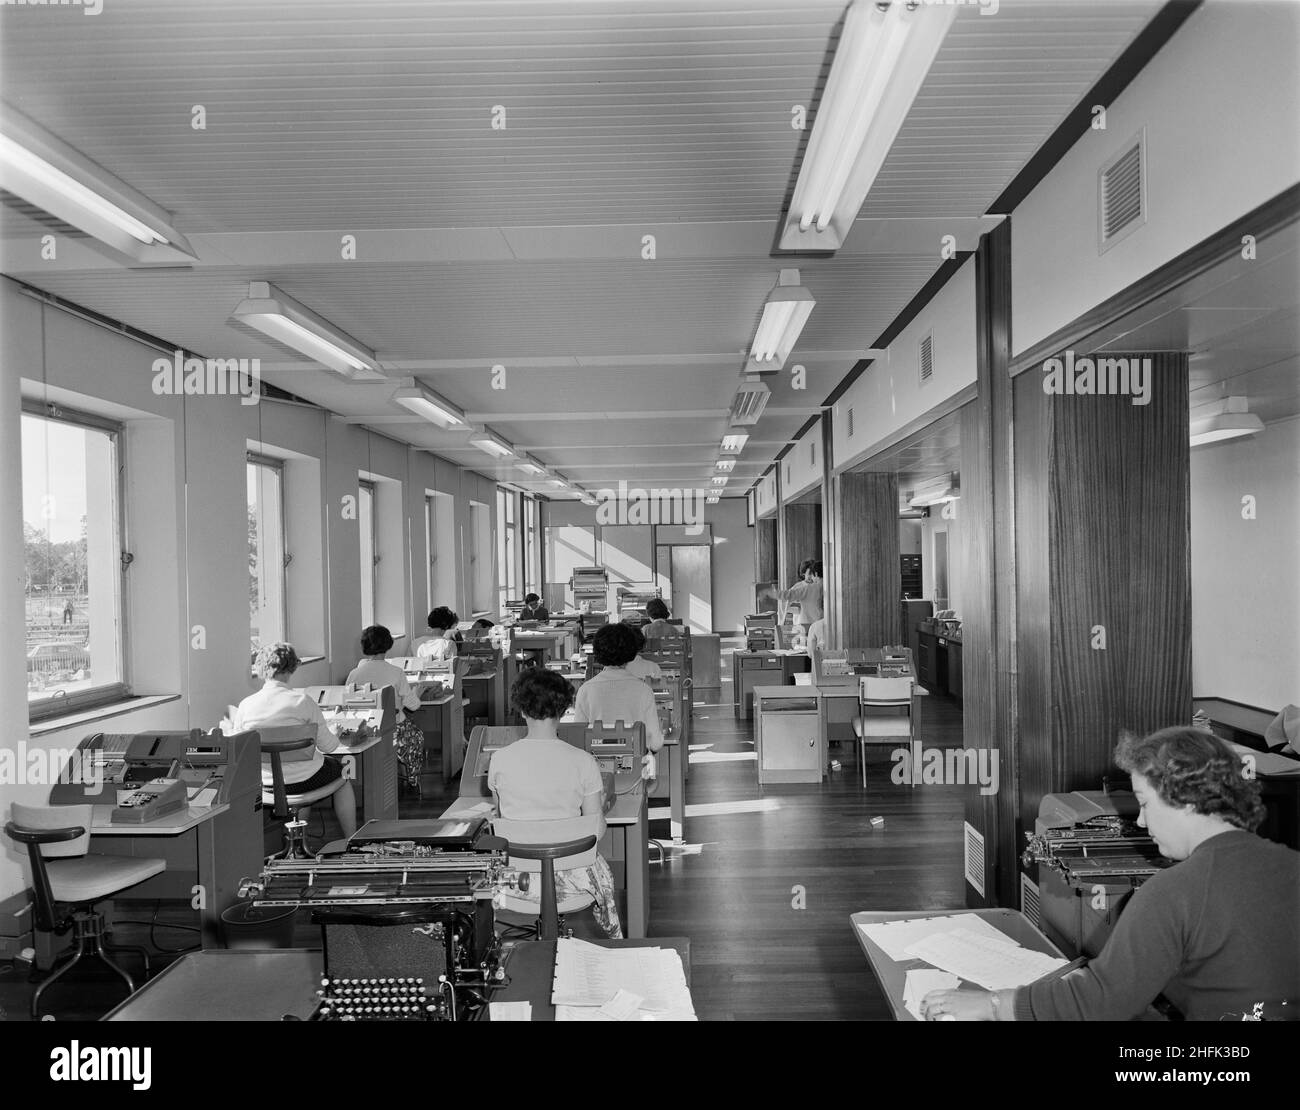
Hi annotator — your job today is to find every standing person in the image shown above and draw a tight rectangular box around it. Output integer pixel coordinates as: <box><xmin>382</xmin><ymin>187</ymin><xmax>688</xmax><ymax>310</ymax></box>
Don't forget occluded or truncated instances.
<box><xmin>62</xmin><ymin>599</ymin><xmax>74</xmax><ymax>625</ymax></box>
<box><xmin>414</xmin><ymin>606</ymin><xmax>459</xmax><ymax>661</ymax></box>
<box><xmin>779</xmin><ymin>560</ymin><xmax>824</xmax><ymax>640</ymax></box>
<box><xmin>519</xmin><ymin>592</ymin><xmax>549</xmax><ymax>622</ymax></box>
<box><xmin>921</xmin><ymin>727</ymin><xmax>1300</xmax><ymax>1021</ymax></box>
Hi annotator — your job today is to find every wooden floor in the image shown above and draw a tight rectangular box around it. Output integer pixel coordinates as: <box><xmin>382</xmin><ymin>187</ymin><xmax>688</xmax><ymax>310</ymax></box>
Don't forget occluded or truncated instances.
<box><xmin>0</xmin><ymin>667</ymin><xmax>970</xmax><ymax>1022</ymax></box>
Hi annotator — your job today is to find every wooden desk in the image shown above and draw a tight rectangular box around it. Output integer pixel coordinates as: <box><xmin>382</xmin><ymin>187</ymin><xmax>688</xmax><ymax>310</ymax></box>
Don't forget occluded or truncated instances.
<box><xmin>441</xmin><ymin>788</ymin><xmax>650</xmax><ymax>939</ymax></box>
<box><xmin>487</xmin><ymin>937</ymin><xmax>690</xmax><ymax>1020</ymax></box>
<box><xmin>850</xmin><ymin>908</ymin><xmax>1065</xmax><ymax>1021</ymax></box>
<box><xmin>335</xmin><ymin>730</ymin><xmax>398</xmax><ymax>821</ymax></box>
<box><xmin>91</xmin><ymin>803</ymin><xmax>249</xmax><ymax>948</ymax></box>
<box><xmin>408</xmin><ymin>688</ymin><xmax>466</xmax><ymax>783</ymax></box>
<box><xmin>105</xmin><ymin>949</ymin><xmax>323</xmax><ymax>1021</ymax></box>
<box><xmin>463</xmin><ymin>667</ymin><xmax>507</xmax><ymax>725</ymax></box>
<box><xmin>732</xmin><ymin>649</ymin><xmax>811</xmax><ymax>719</ymax></box>
<box><xmin>511</xmin><ymin>627</ymin><xmax>575</xmax><ymax>663</ymax></box>
<box><xmin>1193</xmin><ymin>697</ymin><xmax>1277</xmax><ymax>748</ymax></box>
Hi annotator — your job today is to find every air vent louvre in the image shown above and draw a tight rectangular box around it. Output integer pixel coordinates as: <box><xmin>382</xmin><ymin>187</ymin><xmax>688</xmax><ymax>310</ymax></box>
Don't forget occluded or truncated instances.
<box><xmin>1099</xmin><ymin>132</ymin><xmax>1146</xmax><ymax>250</ymax></box>
<box><xmin>847</xmin><ymin>407</ymin><xmax>855</xmax><ymax>438</ymax></box>
<box><xmin>963</xmin><ymin>821</ymin><xmax>986</xmax><ymax>897</ymax></box>
<box><xmin>1020</xmin><ymin>872</ymin><xmax>1042</xmax><ymax>928</ymax></box>
<box><xmin>729</xmin><ymin>378</ymin><xmax>771</xmax><ymax>426</ymax></box>
<box><xmin>810</xmin><ymin>440</ymin><xmax>816</xmax><ymax>466</ymax></box>
<box><xmin>920</xmin><ymin>334</ymin><xmax>934</xmax><ymax>384</ymax></box>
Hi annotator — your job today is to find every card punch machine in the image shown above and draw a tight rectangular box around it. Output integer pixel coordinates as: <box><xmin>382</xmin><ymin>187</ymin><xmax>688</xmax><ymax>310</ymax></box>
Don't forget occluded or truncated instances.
<box><xmin>1021</xmin><ymin>788</ymin><xmax>1171</xmax><ymax>959</ymax></box>
<box><xmin>48</xmin><ymin>729</ymin><xmax>260</xmax><ymax>824</ymax></box>
<box><xmin>239</xmin><ymin>817</ymin><xmax>509</xmax><ymax>1021</ymax></box>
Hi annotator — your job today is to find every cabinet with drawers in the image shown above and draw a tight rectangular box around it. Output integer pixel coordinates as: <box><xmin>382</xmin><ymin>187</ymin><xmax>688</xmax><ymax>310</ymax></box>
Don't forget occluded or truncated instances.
<box><xmin>732</xmin><ymin>651</ymin><xmax>812</xmax><ymax>719</ymax></box>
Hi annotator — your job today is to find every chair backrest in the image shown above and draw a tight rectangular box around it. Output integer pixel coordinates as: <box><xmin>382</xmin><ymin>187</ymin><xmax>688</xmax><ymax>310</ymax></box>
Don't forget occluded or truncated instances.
<box><xmin>254</xmin><ymin>723</ymin><xmax>317</xmax><ymax>762</ymax></box>
<box><xmin>493</xmin><ymin>815</ymin><xmax>601</xmax><ymax>873</ymax></box>
<box><xmin>11</xmin><ymin>802</ymin><xmax>92</xmax><ymax>858</ymax></box>
<box><xmin>860</xmin><ymin>675</ymin><xmax>914</xmax><ymax>706</ymax></box>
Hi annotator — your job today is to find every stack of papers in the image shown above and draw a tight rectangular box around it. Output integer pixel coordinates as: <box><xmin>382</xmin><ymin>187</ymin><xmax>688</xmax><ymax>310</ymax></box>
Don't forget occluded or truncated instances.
<box><xmin>903</xmin><ymin>927</ymin><xmax>1068</xmax><ymax>991</ymax></box>
<box><xmin>552</xmin><ymin>938</ymin><xmax>697</xmax><ymax>1021</ymax></box>
<box><xmin>902</xmin><ymin>970</ymin><xmax>959</xmax><ymax>1021</ymax></box>
<box><xmin>857</xmin><ymin>912</ymin><xmax>1011</xmax><ymax>961</ymax></box>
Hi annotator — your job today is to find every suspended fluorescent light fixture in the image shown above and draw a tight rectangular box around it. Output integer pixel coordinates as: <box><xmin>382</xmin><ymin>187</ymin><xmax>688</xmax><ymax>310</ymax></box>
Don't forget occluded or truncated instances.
<box><xmin>468</xmin><ymin>427</ymin><xmax>517</xmax><ymax>460</ymax></box>
<box><xmin>232</xmin><ymin>282</ymin><xmax>385</xmax><ymax>379</ymax></box>
<box><xmin>745</xmin><ymin>269</ymin><xmax>815</xmax><ymax>372</ymax></box>
<box><xmin>780</xmin><ymin>0</ymin><xmax>956</xmax><ymax>251</ymax></box>
<box><xmin>1190</xmin><ymin>396</ymin><xmax>1265</xmax><ymax>446</ymax></box>
<box><xmin>390</xmin><ymin>379</ymin><xmax>466</xmax><ymax>428</ymax></box>
<box><xmin>716</xmin><ymin>458</ymin><xmax>736</xmax><ymax>473</ymax></box>
<box><xmin>908</xmin><ymin>473</ymin><xmax>960</xmax><ymax>508</ymax></box>
<box><xmin>730</xmin><ymin>377</ymin><xmax>771</xmax><ymax>427</ymax></box>
<box><xmin>706</xmin><ymin>495</ymin><xmax>720</xmax><ymax>505</ymax></box>
<box><xmin>516</xmin><ymin>456</ymin><xmax>548</xmax><ymax>477</ymax></box>
<box><xmin>721</xmin><ymin>433</ymin><xmax>750</xmax><ymax>453</ymax></box>
<box><xmin>0</xmin><ymin>108</ymin><xmax>196</xmax><ymax>263</ymax></box>
<box><xmin>711</xmin><ymin>476</ymin><xmax>729</xmax><ymax>488</ymax></box>
<box><xmin>547</xmin><ymin>476</ymin><xmax>571</xmax><ymax>490</ymax></box>
<box><xmin>579</xmin><ymin>493</ymin><xmax>598</xmax><ymax>507</ymax></box>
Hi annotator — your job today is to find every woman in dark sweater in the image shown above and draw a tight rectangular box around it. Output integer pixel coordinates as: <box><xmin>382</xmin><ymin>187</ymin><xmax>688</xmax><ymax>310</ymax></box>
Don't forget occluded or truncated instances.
<box><xmin>923</xmin><ymin>726</ymin><xmax>1300</xmax><ymax>1021</ymax></box>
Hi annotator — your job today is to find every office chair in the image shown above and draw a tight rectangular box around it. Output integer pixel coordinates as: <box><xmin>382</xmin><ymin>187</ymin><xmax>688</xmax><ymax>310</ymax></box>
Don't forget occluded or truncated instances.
<box><xmin>6</xmin><ymin>802</ymin><xmax>165</xmax><ymax>1018</ymax></box>
<box><xmin>492</xmin><ymin>816</ymin><xmax>601</xmax><ymax>942</ymax></box>
<box><xmin>256</xmin><ymin>726</ymin><xmax>344</xmax><ymax>859</ymax></box>
<box><xmin>853</xmin><ymin>676</ymin><xmax>916</xmax><ymax>788</ymax></box>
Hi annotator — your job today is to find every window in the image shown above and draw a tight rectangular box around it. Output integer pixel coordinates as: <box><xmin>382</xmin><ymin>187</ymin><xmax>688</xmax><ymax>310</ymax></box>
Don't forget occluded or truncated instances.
<box><xmin>425</xmin><ymin>491</ymin><xmax>455</xmax><ymax>612</ymax></box>
<box><xmin>247</xmin><ymin>455</ymin><xmax>287</xmax><ymax>658</ymax></box>
<box><xmin>523</xmin><ymin>496</ymin><xmax>540</xmax><ymax>593</ymax></box>
<box><xmin>359</xmin><ymin>480</ymin><xmax>377</xmax><ymax>627</ymax></box>
<box><xmin>496</xmin><ymin>487</ymin><xmax>519</xmax><ymax>615</ymax></box>
<box><xmin>23</xmin><ymin>405</ymin><xmax>126</xmax><ymax>718</ymax></box>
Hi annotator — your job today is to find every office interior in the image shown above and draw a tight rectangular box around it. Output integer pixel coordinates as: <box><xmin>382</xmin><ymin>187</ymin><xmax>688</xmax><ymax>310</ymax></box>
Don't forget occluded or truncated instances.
<box><xmin>0</xmin><ymin>0</ymin><xmax>1297</xmax><ymax>1024</ymax></box>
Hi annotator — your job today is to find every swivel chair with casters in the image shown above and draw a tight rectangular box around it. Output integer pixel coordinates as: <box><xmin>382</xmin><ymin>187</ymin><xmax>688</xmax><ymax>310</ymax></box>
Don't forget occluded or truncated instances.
<box><xmin>256</xmin><ymin>726</ymin><xmax>344</xmax><ymax>859</ymax></box>
<box><xmin>6</xmin><ymin>802</ymin><xmax>165</xmax><ymax>1019</ymax></box>
<box><xmin>852</xmin><ymin>675</ymin><xmax>916</xmax><ymax>788</ymax></box>
<box><xmin>493</xmin><ymin>816</ymin><xmax>601</xmax><ymax>942</ymax></box>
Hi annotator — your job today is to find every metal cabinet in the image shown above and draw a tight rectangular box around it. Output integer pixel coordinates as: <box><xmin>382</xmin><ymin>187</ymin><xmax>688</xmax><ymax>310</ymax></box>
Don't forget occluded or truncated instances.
<box><xmin>732</xmin><ymin>651</ymin><xmax>811</xmax><ymax>719</ymax></box>
<box><xmin>754</xmin><ymin>686</ymin><xmax>822</xmax><ymax>784</ymax></box>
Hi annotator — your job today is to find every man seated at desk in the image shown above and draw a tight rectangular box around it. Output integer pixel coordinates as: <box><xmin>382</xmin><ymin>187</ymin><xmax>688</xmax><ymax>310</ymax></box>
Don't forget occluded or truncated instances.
<box><xmin>488</xmin><ymin>668</ymin><xmax>622</xmax><ymax>938</ymax></box>
<box><xmin>574</xmin><ymin>624</ymin><xmax>664</xmax><ymax>780</ymax></box>
<box><xmin>232</xmin><ymin>642</ymin><xmax>358</xmax><ymax>839</ymax></box>
<box><xmin>519</xmin><ymin>592</ymin><xmax>549</xmax><ymax>623</ymax></box>
<box><xmin>922</xmin><ymin>727</ymin><xmax>1300</xmax><ymax>1021</ymax></box>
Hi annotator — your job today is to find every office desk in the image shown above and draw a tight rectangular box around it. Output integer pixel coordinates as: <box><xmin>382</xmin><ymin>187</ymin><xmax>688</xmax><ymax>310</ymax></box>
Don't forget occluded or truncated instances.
<box><xmin>463</xmin><ymin>667</ymin><xmax>507</xmax><ymax>725</ymax></box>
<box><xmin>1193</xmin><ymin>697</ymin><xmax>1276</xmax><ymax>747</ymax></box>
<box><xmin>335</xmin><ymin>731</ymin><xmax>398</xmax><ymax>822</ymax></box>
<box><xmin>408</xmin><ymin>690</ymin><xmax>465</xmax><ymax>782</ymax></box>
<box><xmin>92</xmin><ymin>803</ymin><xmax>255</xmax><ymax>949</ymax></box>
<box><xmin>850</xmin><ymin>908</ymin><xmax>1065</xmax><ymax>1021</ymax></box>
<box><xmin>442</xmin><ymin>789</ymin><xmax>650</xmax><ymax>939</ymax></box>
<box><xmin>512</xmin><ymin>627</ymin><xmax>575</xmax><ymax>663</ymax></box>
<box><xmin>732</xmin><ymin>650</ymin><xmax>811</xmax><ymax>719</ymax></box>
<box><xmin>105</xmin><ymin>948</ymin><xmax>323</xmax><ymax>1021</ymax></box>
<box><xmin>487</xmin><ymin>937</ymin><xmax>690</xmax><ymax>1020</ymax></box>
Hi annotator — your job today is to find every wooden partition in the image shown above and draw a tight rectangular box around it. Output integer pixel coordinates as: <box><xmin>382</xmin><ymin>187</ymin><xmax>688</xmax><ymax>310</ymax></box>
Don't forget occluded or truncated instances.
<box><xmin>833</xmin><ymin>472</ymin><xmax>901</xmax><ymax>648</ymax></box>
<box><xmin>780</xmin><ymin>503</ymin><xmax>821</xmax><ymax>587</ymax></box>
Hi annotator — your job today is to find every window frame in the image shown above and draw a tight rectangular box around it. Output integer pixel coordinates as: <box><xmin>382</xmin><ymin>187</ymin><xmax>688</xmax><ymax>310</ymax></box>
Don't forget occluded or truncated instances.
<box><xmin>246</xmin><ymin>452</ymin><xmax>289</xmax><ymax>656</ymax></box>
<box><xmin>358</xmin><ymin>478</ymin><xmax>378</xmax><ymax>627</ymax></box>
<box><xmin>23</xmin><ymin>399</ymin><xmax>130</xmax><ymax>721</ymax></box>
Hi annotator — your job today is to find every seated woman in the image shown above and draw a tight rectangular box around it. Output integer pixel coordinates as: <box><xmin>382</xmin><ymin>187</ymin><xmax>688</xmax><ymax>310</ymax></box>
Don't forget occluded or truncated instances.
<box><xmin>922</xmin><ymin>726</ymin><xmax>1300</xmax><ymax>1021</ymax></box>
<box><xmin>623</xmin><ymin>624</ymin><xmax>662</xmax><ymax>682</ymax></box>
<box><xmin>519</xmin><ymin>592</ymin><xmax>549</xmax><ymax>622</ymax></box>
<box><xmin>574</xmin><ymin>624</ymin><xmax>663</xmax><ymax>779</ymax></box>
<box><xmin>414</xmin><ymin>606</ymin><xmax>459</xmax><ymax>661</ymax></box>
<box><xmin>487</xmin><ymin>668</ymin><xmax>622</xmax><ymax>938</ymax></box>
<box><xmin>346</xmin><ymin>625</ymin><xmax>423</xmax><ymax>788</ymax></box>
<box><xmin>642</xmin><ymin>598</ymin><xmax>680</xmax><ymax>639</ymax></box>
<box><xmin>232</xmin><ymin>643</ymin><xmax>357</xmax><ymax>838</ymax></box>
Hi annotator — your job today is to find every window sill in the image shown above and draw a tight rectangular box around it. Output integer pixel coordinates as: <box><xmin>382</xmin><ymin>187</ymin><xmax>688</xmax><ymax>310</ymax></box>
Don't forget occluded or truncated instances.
<box><xmin>301</xmin><ymin>655</ymin><xmax>326</xmax><ymax>665</ymax></box>
<box><xmin>29</xmin><ymin>694</ymin><xmax>183</xmax><ymax>737</ymax></box>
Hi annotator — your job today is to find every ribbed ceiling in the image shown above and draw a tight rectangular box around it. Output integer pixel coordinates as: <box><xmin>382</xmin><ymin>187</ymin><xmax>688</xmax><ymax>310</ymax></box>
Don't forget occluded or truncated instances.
<box><xmin>1</xmin><ymin>0</ymin><xmax>1163</xmax><ymax>491</ymax></box>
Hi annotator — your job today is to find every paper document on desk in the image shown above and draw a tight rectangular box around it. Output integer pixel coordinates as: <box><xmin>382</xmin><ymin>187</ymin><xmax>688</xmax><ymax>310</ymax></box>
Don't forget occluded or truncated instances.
<box><xmin>489</xmin><ymin>1001</ymin><xmax>532</xmax><ymax>1021</ymax></box>
<box><xmin>552</xmin><ymin>939</ymin><xmax>696</xmax><ymax>1020</ymax></box>
<box><xmin>904</xmin><ymin>927</ymin><xmax>1067</xmax><ymax>991</ymax></box>
<box><xmin>857</xmin><ymin>913</ymin><xmax>1010</xmax><ymax>962</ymax></box>
<box><xmin>903</xmin><ymin>970</ymin><xmax>959</xmax><ymax>1021</ymax></box>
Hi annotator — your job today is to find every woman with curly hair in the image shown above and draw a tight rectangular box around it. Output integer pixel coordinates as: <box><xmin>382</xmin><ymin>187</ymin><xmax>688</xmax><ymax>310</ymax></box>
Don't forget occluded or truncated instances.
<box><xmin>487</xmin><ymin>668</ymin><xmax>623</xmax><ymax>937</ymax></box>
<box><xmin>922</xmin><ymin>726</ymin><xmax>1299</xmax><ymax>1021</ymax></box>
<box><xmin>232</xmin><ymin>642</ymin><xmax>357</xmax><ymax>838</ymax></box>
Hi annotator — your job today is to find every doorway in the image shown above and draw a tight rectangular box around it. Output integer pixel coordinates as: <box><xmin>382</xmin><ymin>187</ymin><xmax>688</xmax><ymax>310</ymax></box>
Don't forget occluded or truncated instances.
<box><xmin>655</xmin><ymin>542</ymin><xmax>712</xmax><ymax>634</ymax></box>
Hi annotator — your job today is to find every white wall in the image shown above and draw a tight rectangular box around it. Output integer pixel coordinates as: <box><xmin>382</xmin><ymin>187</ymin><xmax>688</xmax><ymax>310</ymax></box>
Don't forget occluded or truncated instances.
<box><xmin>1013</xmin><ymin>1</ymin><xmax>1300</xmax><ymax>356</ymax></box>
<box><xmin>832</xmin><ymin>257</ymin><xmax>976</xmax><ymax>469</ymax></box>
<box><xmin>1190</xmin><ymin>417</ymin><xmax>1300</xmax><ymax>712</ymax></box>
<box><xmin>0</xmin><ymin>279</ymin><xmax>498</xmax><ymax>903</ymax></box>
<box><xmin>780</xmin><ymin>417</ymin><xmax>823</xmax><ymax>503</ymax></box>
<box><xmin>921</xmin><ymin>505</ymin><xmax>963</xmax><ymax>618</ymax></box>
<box><xmin>755</xmin><ymin>470</ymin><xmax>777</xmax><ymax>518</ymax></box>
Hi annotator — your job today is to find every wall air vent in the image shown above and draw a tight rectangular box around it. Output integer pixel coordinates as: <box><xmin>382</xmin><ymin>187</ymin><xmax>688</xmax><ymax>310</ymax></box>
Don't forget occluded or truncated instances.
<box><xmin>1020</xmin><ymin>872</ymin><xmax>1042</xmax><ymax>928</ymax></box>
<box><xmin>1098</xmin><ymin>130</ymin><xmax>1146</xmax><ymax>253</ymax></box>
<box><xmin>847</xmin><ymin>407</ymin><xmax>855</xmax><ymax>438</ymax></box>
<box><xmin>729</xmin><ymin>377</ymin><xmax>771</xmax><ymax>427</ymax></box>
<box><xmin>963</xmin><ymin>821</ymin><xmax>986</xmax><ymax>897</ymax></box>
<box><xmin>919</xmin><ymin>333</ymin><xmax>934</xmax><ymax>385</ymax></box>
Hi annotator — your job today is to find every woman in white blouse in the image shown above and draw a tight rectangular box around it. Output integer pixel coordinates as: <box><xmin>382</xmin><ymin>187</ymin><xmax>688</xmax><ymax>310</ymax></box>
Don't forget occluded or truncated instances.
<box><xmin>233</xmin><ymin>642</ymin><xmax>357</xmax><ymax>838</ymax></box>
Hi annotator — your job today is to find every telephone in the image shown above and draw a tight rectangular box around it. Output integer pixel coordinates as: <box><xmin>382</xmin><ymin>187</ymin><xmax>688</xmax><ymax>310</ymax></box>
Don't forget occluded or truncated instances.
<box><xmin>110</xmin><ymin>777</ymin><xmax>188</xmax><ymax>824</ymax></box>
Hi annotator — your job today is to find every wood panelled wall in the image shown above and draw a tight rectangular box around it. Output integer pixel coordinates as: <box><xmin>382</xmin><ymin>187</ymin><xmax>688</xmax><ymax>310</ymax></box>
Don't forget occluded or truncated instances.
<box><xmin>755</xmin><ymin>517</ymin><xmax>777</xmax><ymax>583</ymax></box>
<box><xmin>835</xmin><ymin>473</ymin><xmax>901</xmax><ymax>647</ymax></box>
<box><xmin>1016</xmin><ymin>352</ymin><xmax>1192</xmax><ymax>833</ymax></box>
<box><xmin>781</xmin><ymin>503</ymin><xmax>822</xmax><ymax>587</ymax></box>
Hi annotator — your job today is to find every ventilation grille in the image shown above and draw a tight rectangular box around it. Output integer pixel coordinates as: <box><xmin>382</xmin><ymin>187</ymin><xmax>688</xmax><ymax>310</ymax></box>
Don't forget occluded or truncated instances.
<box><xmin>847</xmin><ymin>407</ymin><xmax>855</xmax><ymax>438</ymax></box>
<box><xmin>810</xmin><ymin>440</ymin><xmax>816</xmax><ymax>466</ymax></box>
<box><xmin>729</xmin><ymin>378</ymin><xmax>770</xmax><ymax>426</ymax></box>
<box><xmin>963</xmin><ymin>821</ymin><xmax>986</xmax><ymax>897</ymax></box>
<box><xmin>1099</xmin><ymin>133</ymin><xmax>1146</xmax><ymax>250</ymax></box>
<box><xmin>919</xmin><ymin>334</ymin><xmax>934</xmax><ymax>384</ymax></box>
<box><xmin>1020</xmin><ymin>872</ymin><xmax>1042</xmax><ymax>928</ymax></box>
<box><xmin>0</xmin><ymin>190</ymin><xmax>90</xmax><ymax>238</ymax></box>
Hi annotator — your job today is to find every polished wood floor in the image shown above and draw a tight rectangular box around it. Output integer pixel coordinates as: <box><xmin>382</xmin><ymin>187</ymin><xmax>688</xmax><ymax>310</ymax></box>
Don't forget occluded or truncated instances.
<box><xmin>0</xmin><ymin>666</ymin><xmax>970</xmax><ymax>1022</ymax></box>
